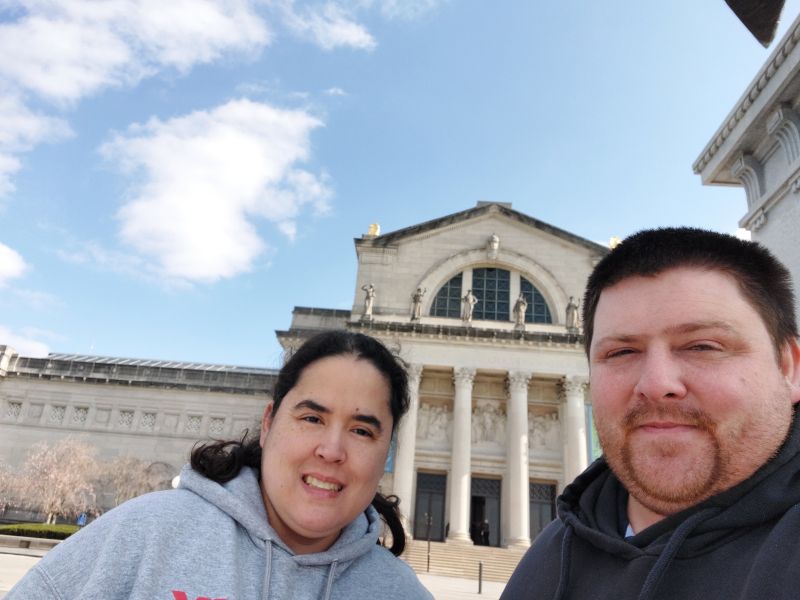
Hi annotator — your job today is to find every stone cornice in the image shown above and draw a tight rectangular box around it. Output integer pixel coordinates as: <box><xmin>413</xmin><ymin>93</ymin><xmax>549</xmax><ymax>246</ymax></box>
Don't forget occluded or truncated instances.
<box><xmin>354</xmin><ymin>202</ymin><xmax>609</xmax><ymax>256</ymax></box>
<box><xmin>693</xmin><ymin>15</ymin><xmax>800</xmax><ymax>175</ymax></box>
<box><xmin>7</xmin><ymin>355</ymin><xmax>277</xmax><ymax>394</ymax></box>
<box><xmin>277</xmin><ymin>321</ymin><xmax>585</xmax><ymax>350</ymax></box>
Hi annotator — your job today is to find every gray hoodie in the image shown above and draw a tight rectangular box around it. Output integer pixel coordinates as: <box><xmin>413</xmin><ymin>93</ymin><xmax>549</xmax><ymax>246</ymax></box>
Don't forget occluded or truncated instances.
<box><xmin>6</xmin><ymin>465</ymin><xmax>433</xmax><ymax>599</ymax></box>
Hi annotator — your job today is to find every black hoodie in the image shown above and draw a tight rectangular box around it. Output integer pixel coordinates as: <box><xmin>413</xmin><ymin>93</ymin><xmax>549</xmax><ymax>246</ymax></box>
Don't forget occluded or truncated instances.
<box><xmin>501</xmin><ymin>410</ymin><xmax>800</xmax><ymax>600</ymax></box>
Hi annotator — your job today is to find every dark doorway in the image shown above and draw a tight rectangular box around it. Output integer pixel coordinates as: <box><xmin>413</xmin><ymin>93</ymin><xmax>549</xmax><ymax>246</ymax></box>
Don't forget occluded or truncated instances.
<box><xmin>529</xmin><ymin>482</ymin><xmax>556</xmax><ymax>541</ymax></box>
<box><xmin>413</xmin><ymin>472</ymin><xmax>446</xmax><ymax>541</ymax></box>
<box><xmin>470</xmin><ymin>477</ymin><xmax>501</xmax><ymax>547</ymax></box>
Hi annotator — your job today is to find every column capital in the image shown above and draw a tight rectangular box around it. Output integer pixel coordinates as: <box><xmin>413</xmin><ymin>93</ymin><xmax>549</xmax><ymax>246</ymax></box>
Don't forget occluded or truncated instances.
<box><xmin>453</xmin><ymin>367</ymin><xmax>476</xmax><ymax>386</ymax></box>
<box><xmin>560</xmin><ymin>375</ymin><xmax>588</xmax><ymax>398</ymax></box>
<box><xmin>407</xmin><ymin>363</ymin><xmax>424</xmax><ymax>385</ymax></box>
<box><xmin>507</xmin><ymin>370</ymin><xmax>532</xmax><ymax>394</ymax></box>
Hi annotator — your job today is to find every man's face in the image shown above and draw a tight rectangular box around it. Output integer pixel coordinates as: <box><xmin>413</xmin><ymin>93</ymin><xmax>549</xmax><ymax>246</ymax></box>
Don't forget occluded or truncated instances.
<box><xmin>589</xmin><ymin>267</ymin><xmax>800</xmax><ymax>517</ymax></box>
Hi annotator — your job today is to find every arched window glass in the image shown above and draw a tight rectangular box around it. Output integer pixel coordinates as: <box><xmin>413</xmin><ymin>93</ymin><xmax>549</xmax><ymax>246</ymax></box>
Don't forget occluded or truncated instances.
<box><xmin>521</xmin><ymin>277</ymin><xmax>552</xmax><ymax>323</ymax></box>
<box><xmin>430</xmin><ymin>273</ymin><xmax>463</xmax><ymax>318</ymax></box>
<box><xmin>473</xmin><ymin>268</ymin><xmax>510</xmax><ymax>321</ymax></box>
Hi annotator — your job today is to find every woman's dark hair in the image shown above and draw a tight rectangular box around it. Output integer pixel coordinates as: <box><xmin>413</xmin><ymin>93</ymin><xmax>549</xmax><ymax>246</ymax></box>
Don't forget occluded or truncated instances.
<box><xmin>191</xmin><ymin>330</ymin><xmax>411</xmax><ymax>555</ymax></box>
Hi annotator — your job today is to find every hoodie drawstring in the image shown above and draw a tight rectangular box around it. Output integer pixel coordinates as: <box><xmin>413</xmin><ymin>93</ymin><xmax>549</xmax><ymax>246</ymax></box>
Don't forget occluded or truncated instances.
<box><xmin>636</xmin><ymin>508</ymin><xmax>720</xmax><ymax>600</ymax></box>
<box><xmin>262</xmin><ymin>542</ymin><xmax>273</xmax><ymax>599</ymax></box>
<box><xmin>551</xmin><ymin>523</ymin><xmax>574</xmax><ymax>600</ymax></box>
<box><xmin>323</xmin><ymin>560</ymin><xmax>338</xmax><ymax>600</ymax></box>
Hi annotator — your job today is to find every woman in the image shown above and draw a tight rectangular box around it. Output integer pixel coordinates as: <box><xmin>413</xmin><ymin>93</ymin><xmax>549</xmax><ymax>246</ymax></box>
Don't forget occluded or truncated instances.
<box><xmin>7</xmin><ymin>331</ymin><xmax>433</xmax><ymax>599</ymax></box>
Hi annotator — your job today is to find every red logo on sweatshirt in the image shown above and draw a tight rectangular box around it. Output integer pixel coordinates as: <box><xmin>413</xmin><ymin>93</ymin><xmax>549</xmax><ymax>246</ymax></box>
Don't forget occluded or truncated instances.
<box><xmin>172</xmin><ymin>591</ymin><xmax>227</xmax><ymax>600</ymax></box>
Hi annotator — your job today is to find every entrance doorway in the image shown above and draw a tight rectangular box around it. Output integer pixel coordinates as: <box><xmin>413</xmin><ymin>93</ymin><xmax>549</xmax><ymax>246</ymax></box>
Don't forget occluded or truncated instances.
<box><xmin>413</xmin><ymin>472</ymin><xmax>446</xmax><ymax>541</ymax></box>
<box><xmin>529</xmin><ymin>481</ymin><xmax>556</xmax><ymax>541</ymax></box>
<box><xmin>470</xmin><ymin>477</ymin><xmax>501</xmax><ymax>547</ymax></box>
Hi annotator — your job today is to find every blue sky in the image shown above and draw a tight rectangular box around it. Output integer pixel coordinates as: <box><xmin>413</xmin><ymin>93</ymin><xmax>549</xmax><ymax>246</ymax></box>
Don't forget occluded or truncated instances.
<box><xmin>1</xmin><ymin>0</ymin><xmax>798</xmax><ymax>368</ymax></box>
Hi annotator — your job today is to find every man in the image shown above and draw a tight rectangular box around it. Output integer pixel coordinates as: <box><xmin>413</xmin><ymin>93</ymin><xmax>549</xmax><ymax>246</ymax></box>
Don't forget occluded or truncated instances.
<box><xmin>502</xmin><ymin>227</ymin><xmax>800</xmax><ymax>600</ymax></box>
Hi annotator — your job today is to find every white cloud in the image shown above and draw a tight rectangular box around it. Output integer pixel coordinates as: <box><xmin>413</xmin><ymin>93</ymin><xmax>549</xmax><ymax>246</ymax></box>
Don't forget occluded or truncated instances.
<box><xmin>10</xmin><ymin>289</ymin><xmax>62</xmax><ymax>311</ymax></box>
<box><xmin>377</xmin><ymin>0</ymin><xmax>447</xmax><ymax>20</ymax></box>
<box><xmin>324</xmin><ymin>86</ymin><xmax>347</xmax><ymax>96</ymax></box>
<box><xmin>276</xmin><ymin>1</ymin><xmax>376</xmax><ymax>50</ymax></box>
<box><xmin>0</xmin><ymin>325</ymin><xmax>50</xmax><ymax>357</ymax></box>
<box><xmin>0</xmin><ymin>242</ymin><xmax>27</xmax><ymax>286</ymax></box>
<box><xmin>0</xmin><ymin>0</ymin><xmax>270</xmax><ymax>104</ymax></box>
<box><xmin>101</xmin><ymin>98</ymin><xmax>332</xmax><ymax>283</ymax></box>
<box><xmin>0</xmin><ymin>95</ymin><xmax>72</xmax><ymax>197</ymax></box>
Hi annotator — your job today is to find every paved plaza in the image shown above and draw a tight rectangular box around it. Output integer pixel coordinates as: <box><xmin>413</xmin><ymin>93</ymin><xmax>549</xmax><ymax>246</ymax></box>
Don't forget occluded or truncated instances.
<box><xmin>0</xmin><ymin>550</ymin><xmax>506</xmax><ymax>600</ymax></box>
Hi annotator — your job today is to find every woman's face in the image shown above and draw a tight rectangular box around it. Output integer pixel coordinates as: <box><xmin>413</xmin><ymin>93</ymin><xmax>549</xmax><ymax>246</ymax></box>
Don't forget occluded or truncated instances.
<box><xmin>259</xmin><ymin>354</ymin><xmax>393</xmax><ymax>554</ymax></box>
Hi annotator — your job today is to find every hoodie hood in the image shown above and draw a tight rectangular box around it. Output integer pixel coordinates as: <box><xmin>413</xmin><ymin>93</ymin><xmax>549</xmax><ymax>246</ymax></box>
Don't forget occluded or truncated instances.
<box><xmin>179</xmin><ymin>465</ymin><xmax>382</xmax><ymax>575</ymax></box>
<box><xmin>560</xmin><ymin>408</ymin><xmax>800</xmax><ymax>558</ymax></box>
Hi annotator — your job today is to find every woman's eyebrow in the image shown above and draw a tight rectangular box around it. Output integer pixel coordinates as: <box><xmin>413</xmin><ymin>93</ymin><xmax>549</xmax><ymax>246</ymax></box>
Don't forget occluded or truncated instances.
<box><xmin>354</xmin><ymin>413</ymin><xmax>383</xmax><ymax>433</ymax></box>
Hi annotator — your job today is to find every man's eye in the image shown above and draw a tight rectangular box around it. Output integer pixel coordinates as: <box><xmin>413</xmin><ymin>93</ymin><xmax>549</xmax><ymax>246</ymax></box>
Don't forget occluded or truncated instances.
<box><xmin>688</xmin><ymin>343</ymin><xmax>719</xmax><ymax>352</ymax></box>
<box><xmin>607</xmin><ymin>348</ymin><xmax>635</xmax><ymax>358</ymax></box>
<box><xmin>353</xmin><ymin>427</ymin><xmax>374</xmax><ymax>438</ymax></box>
<box><xmin>302</xmin><ymin>415</ymin><xmax>322</xmax><ymax>424</ymax></box>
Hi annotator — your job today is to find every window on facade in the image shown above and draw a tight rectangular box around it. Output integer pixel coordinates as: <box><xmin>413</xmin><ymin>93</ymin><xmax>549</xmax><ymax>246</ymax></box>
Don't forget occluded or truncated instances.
<box><xmin>521</xmin><ymin>277</ymin><xmax>553</xmax><ymax>323</ymax></box>
<box><xmin>472</xmin><ymin>268</ymin><xmax>510</xmax><ymax>321</ymax></box>
<box><xmin>430</xmin><ymin>273</ymin><xmax>463</xmax><ymax>318</ymax></box>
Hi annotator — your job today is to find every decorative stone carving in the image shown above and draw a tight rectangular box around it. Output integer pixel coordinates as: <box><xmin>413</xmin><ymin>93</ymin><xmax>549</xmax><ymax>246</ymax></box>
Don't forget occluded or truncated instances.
<box><xmin>461</xmin><ymin>290</ymin><xmax>478</xmax><ymax>323</ymax></box>
<box><xmin>565</xmin><ymin>296</ymin><xmax>579</xmax><ymax>332</ymax></box>
<box><xmin>416</xmin><ymin>403</ymin><xmax>452</xmax><ymax>443</ymax></box>
<box><xmin>561</xmin><ymin>377</ymin><xmax>588</xmax><ymax>398</ymax></box>
<box><xmin>453</xmin><ymin>367</ymin><xmax>476</xmax><ymax>386</ymax></box>
<box><xmin>118</xmin><ymin>410</ymin><xmax>134</xmax><ymax>429</ymax></box>
<box><xmin>471</xmin><ymin>400</ymin><xmax>505</xmax><ymax>444</ymax></box>
<box><xmin>486</xmin><ymin>233</ymin><xmax>500</xmax><ymax>259</ymax></box>
<box><xmin>407</xmin><ymin>363</ymin><xmax>424</xmax><ymax>388</ymax></box>
<box><xmin>507</xmin><ymin>371</ymin><xmax>531</xmax><ymax>392</ymax></box>
<box><xmin>410</xmin><ymin>287</ymin><xmax>426</xmax><ymax>321</ymax></box>
<box><xmin>751</xmin><ymin>207</ymin><xmax>767</xmax><ymax>230</ymax></box>
<box><xmin>140</xmin><ymin>412</ymin><xmax>156</xmax><ymax>431</ymax></box>
<box><xmin>71</xmin><ymin>406</ymin><xmax>88</xmax><ymax>425</ymax></box>
<box><xmin>528</xmin><ymin>412</ymin><xmax>561</xmax><ymax>451</ymax></box>
<box><xmin>186</xmin><ymin>415</ymin><xmax>202</xmax><ymax>433</ymax></box>
<box><xmin>209</xmin><ymin>417</ymin><xmax>225</xmax><ymax>435</ymax></box>
<box><xmin>361</xmin><ymin>283</ymin><xmax>376</xmax><ymax>320</ymax></box>
<box><xmin>49</xmin><ymin>405</ymin><xmax>65</xmax><ymax>424</ymax></box>
<box><xmin>6</xmin><ymin>401</ymin><xmax>22</xmax><ymax>420</ymax></box>
<box><xmin>766</xmin><ymin>103</ymin><xmax>800</xmax><ymax>164</ymax></box>
<box><xmin>513</xmin><ymin>294</ymin><xmax>527</xmax><ymax>330</ymax></box>
<box><xmin>730</xmin><ymin>153</ymin><xmax>765</xmax><ymax>209</ymax></box>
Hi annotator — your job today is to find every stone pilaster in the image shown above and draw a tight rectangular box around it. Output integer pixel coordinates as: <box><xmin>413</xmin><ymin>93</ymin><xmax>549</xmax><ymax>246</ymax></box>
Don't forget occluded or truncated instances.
<box><xmin>561</xmin><ymin>376</ymin><xmax>589</xmax><ymax>484</ymax></box>
<box><xmin>448</xmin><ymin>367</ymin><xmax>476</xmax><ymax>544</ymax></box>
<box><xmin>392</xmin><ymin>363</ymin><xmax>423</xmax><ymax>531</ymax></box>
<box><xmin>506</xmin><ymin>370</ymin><xmax>532</xmax><ymax>548</ymax></box>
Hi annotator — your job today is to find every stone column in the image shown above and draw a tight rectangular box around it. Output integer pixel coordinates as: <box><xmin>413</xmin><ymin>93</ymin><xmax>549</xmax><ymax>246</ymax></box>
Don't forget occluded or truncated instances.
<box><xmin>561</xmin><ymin>376</ymin><xmax>588</xmax><ymax>484</ymax></box>
<box><xmin>448</xmin><ymin>367</ymin><xmax>475</xmax><ymax>544</ymax></box>
<box><xmin>506</xmin><ymin>371</ymin><xmax>532</xmax><ymax>548</ymax></box>
<box><xmin>393</xmin><ymin>363</ymin><xmax>423</xmax><ymax>531</ymax></box>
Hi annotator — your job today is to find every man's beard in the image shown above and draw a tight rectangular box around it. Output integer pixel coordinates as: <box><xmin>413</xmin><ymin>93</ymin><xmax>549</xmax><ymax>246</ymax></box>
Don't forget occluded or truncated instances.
<box><xmin>602</xmin><ymin>401</ymin><xmax>726</xmax><ymax>513</ymax></box>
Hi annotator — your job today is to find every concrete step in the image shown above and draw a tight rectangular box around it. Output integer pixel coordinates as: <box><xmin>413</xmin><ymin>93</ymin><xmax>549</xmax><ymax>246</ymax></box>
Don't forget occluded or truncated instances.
<box><xmin>401</xmin><ymin>539</ymin><xmax>526</xmax><ymax>583</ymax></box>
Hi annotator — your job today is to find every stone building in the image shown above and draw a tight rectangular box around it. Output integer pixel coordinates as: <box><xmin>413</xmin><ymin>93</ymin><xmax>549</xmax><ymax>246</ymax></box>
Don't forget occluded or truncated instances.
<box><xmin>0</xmin><ymin>348</ymin><xmax>274</xmax><ymax>478</ymax></box>
<box><xmin>278</xmin><ymin>201</ymin><xmax>607</xmax><ymax>548</ymax></box>
<box><xmin>694</xmin><ymin>12</ymin><xmax>800</xmax><ymax>322</ymax></box>
<box><xmin>0</xmin><ymin>201</ymin><xmax>605</xmax><ymax>548</ymax></box>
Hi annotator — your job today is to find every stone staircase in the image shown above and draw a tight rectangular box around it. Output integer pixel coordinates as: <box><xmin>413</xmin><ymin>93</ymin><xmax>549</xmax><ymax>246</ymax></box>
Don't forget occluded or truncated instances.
<box><xmin>401</xmin><ymin>539</ymin><xmax>527</xmax><ymax>582</ymax></box>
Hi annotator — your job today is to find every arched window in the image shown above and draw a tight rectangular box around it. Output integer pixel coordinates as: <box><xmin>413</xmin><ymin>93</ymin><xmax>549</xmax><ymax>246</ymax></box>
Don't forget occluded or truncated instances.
<box><xmin>472</xmin><ymin>268</ymin><xmax>510</xmax><ymax>321</ymax></box>
<box><xmin>430</xmin><ymin>273</ymin><xmax>463</xmax><ymax>318</ymax></box>
<box><xmin>429</xmin><ymin>268</ymin><xmax>553</xmax><ymax>324</ymax></box>
<box><xmin>521</xmin><ymin>277</ymin><xmax>553</xmax><ymax>323</ymax></box>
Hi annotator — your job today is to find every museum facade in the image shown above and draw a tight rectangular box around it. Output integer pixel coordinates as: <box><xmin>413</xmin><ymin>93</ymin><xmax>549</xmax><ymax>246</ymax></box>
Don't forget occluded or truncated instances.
<box><xmin>0</xmin><ymin>201</ymin><xmax>606</xmax><ymax>549</ymax></box>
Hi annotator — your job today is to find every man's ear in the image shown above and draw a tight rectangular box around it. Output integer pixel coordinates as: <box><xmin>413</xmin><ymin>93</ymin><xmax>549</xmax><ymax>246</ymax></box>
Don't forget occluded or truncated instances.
<box><xmin>780</xmin><ymin>339</ymin><xmax>800</xmax><ymax>405</ymax></box>
<box><xmin>259</xmin><ymin>402</ymin><xmax>275</xmax><ymax>448</ymax></box>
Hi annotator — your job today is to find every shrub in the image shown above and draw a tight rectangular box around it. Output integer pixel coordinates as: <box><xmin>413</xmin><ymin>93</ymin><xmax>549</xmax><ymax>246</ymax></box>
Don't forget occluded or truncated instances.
<box><xmin>0</xmin><ymin>522</ymin><xmax>79</xmax><ymax>540</ymax></box>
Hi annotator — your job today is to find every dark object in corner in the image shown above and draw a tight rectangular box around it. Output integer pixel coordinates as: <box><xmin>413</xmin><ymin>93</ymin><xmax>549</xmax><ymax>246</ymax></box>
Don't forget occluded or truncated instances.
<box><xmin>725</xmin><ymin>0</ymin><xmax>786</xmax><ymax>47</ymax></box>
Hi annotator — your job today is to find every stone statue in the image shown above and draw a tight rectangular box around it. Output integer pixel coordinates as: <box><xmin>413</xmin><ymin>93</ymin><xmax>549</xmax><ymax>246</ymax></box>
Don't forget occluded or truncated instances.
<box><xmin>411</xmin><ymin>287</ymin><xmax>426</xmax><ymax>321</ymax></box>
<box><xmin>513</xmin><ymin>293</ymin><xmax>528</xmax><ymax>329</ymax></box>
<box><xmin>565</xmin><ymin>296</ymin><xmax>579</xmax><ymax>332</ymax></box>
<box><xmin>472</xmin><ymin>401</ymin><xmax>505</xmax><ymax>444</ymax></box>
<box><xmin>462</xmin><ymin>289</ymin><xmax>478</xmax><ymax>323</ymax></box>
<box><xmin>362</xmin><ymin>283</ymin><xmax>376</xmax><ymax>320</ymax></box>
<box><xmin>486</xmin><ymin>233</ymin><xmax>500</xmax><ymax>259</ymax></box>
